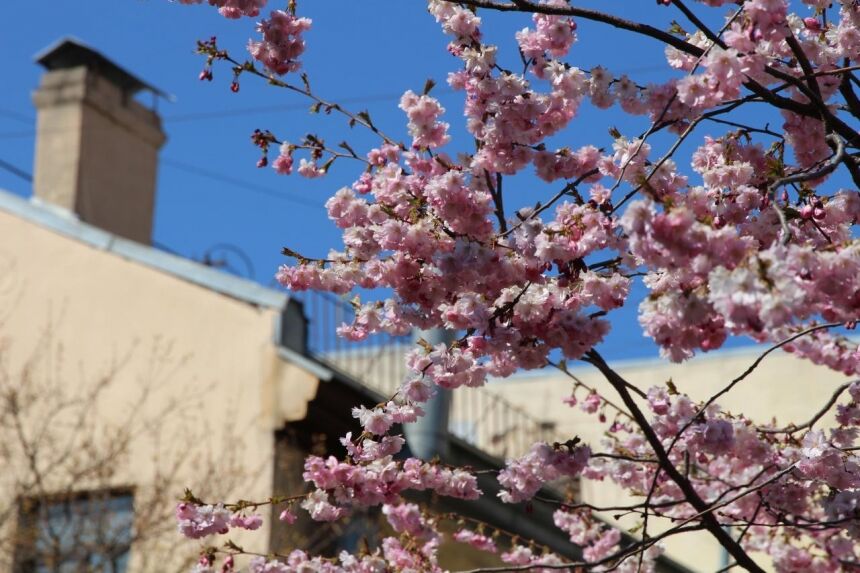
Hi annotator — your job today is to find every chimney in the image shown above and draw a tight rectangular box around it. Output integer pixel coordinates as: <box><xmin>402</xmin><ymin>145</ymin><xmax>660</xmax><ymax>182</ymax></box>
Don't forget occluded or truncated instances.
<box><xmin>32</xmin><ymin>38</ymin><xmax>167</xmax><ymax>244</ymax></box>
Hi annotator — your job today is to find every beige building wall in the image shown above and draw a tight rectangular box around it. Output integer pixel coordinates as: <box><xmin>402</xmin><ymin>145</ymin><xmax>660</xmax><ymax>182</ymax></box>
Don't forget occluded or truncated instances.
<box><xmin>484</xmin><ymin>343</ymin><xmax>854</xmax><ymax>571</ymax></box>
<box><xmin>0</xmin><ymin>208</ymin><xmax>320</xmax><ymax>572</ymax></box>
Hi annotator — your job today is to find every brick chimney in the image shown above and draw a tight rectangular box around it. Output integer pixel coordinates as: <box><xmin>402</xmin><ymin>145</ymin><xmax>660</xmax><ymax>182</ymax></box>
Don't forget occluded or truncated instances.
<box><xmin>32</xmin><ymin>38</ymin><xmax>167</xmax><ymax>244</ymax></box>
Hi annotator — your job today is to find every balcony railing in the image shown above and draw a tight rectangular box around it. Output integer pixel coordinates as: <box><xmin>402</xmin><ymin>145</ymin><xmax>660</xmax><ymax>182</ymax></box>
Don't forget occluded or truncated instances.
<box><xmin>294</xmin><ymin>291</ymin><xmax>557</xmax><ymax>458</ymax></box>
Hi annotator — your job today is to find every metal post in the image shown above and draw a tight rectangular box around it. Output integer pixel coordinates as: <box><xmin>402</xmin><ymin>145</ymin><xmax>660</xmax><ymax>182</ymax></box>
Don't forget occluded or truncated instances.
<box><xmin>403</xmin><ymin>328</ymin><xmax>455</xmax><ymax>460</ymax></box>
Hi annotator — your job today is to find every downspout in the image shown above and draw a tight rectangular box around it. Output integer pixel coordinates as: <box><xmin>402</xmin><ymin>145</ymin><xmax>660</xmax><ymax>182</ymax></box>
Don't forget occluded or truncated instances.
<box><xmin>403</xmin><ymin>328</ymin><xmax>455</xmax><ymax>460</ymax></box>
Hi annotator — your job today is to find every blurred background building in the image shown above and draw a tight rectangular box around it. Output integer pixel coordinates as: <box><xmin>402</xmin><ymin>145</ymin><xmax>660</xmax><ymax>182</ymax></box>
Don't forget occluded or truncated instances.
<box><xmin>5</xmin><ymin>35</ymin><xmax>844</xmax><ymax>573</ymax></box>
<box><xmin>0</xmin><ymin>39</ymin><xmax>698</xmax><ymax>573</ymax></box>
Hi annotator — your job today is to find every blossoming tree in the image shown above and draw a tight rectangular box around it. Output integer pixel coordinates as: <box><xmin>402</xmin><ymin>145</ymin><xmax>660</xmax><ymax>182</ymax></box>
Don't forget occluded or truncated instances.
<box><xmin>172</xmin><ymin>0</ymin><xmax>860</xmax><ymax>571</ymax></box>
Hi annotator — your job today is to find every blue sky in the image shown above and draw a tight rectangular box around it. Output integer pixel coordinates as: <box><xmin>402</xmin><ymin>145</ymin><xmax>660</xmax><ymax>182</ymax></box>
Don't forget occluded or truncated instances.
<box><xmin>1</xmin><ymin>1</ymin><xmax>785</xmax><ymax>361</ymax></box>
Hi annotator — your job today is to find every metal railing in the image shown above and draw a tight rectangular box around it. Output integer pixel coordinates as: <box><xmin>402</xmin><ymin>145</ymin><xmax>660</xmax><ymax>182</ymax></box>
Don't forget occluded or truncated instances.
<box><xmin>294</xmin><ymin>291</ymin><xmax>558</xmax><ymax>458</ymax></box>
<box><xmin>450</xmin><ymin>386</ymin><xmax>558</xmax><ymax>459</ymax></box>
<box><xmin>297</xmin><ymin>291</ymin><xmax>411</xmax><ymax>397</ymax></box>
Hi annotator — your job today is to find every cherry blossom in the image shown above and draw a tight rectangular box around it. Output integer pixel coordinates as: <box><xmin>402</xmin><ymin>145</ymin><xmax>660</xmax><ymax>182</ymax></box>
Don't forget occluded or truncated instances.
<box><xmin>173</xmin><ymin>0</ymin><xmax>860</xmax><ymax>570</ymax></box>
<box><xmin>177</xmin><ymin>0</ymin><xmax>265</xmax><ymax>19</ymax></box>
<box><xmin>247</xmin><ymin>11</ymin><xmax>311</xmax><ymax>75</ymax></box>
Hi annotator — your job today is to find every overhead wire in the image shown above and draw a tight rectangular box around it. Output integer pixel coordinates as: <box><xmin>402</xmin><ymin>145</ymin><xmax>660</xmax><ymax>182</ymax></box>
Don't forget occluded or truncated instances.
<box><xmin>0</xmin><ymin>64</ymin><xmax>673</xmax><ymax>203</ymax></box>
<box><xmin>0</xmin><ymin>130</ymin><xmax>35</xmax><ymax>141</ymax></box>
<box><xmin>0</xmin><ymin>138</ymin><xmax>325</xmax><ymax>211</ymax></box>
<box><xmin>0</xmin><ymin>158</ymin><xmax>32</xmax><ymax>182</ymax></box>
<box><xmin>0</xmin><ymin>135</ymin><xmax>326</xmax><ymax>210</ymax></box>
<box><xmin>161</xmin><ymin>157</ymin><xmax>325</xmax><ymax>210</ymax></box>
<box><xmin>163</xmin><ymin>90</ymin><xmax>445</xmax><ymax>122</ymax></box>
<box><xmin>0</xmin><ymin>61</ymin><xmax>672</xmax><ymax>138</ymax></box>
<box><xmin>0</xmin><ymin>107</ymin><xmax>33</xmax><ymax>125</ymax></box>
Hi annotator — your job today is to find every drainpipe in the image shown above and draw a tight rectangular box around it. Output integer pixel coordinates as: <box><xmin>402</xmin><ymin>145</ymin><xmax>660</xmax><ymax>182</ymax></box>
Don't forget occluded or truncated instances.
<box><xmin>403</xmin><ymin>328</ymin><xmax>455</xmax><ymax>460</ymax></box>
<box><xmin>719</xmin><ymin>526</ymin><xmax>732</xmax><ymax>570</ymax></box>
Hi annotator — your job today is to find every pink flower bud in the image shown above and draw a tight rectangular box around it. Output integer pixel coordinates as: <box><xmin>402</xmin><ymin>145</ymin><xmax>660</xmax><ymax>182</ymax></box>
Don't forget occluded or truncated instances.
<box><xmin>803</xmin><ymin>17</ymin><xmax>821</xmax><ymax>32</ymax></box>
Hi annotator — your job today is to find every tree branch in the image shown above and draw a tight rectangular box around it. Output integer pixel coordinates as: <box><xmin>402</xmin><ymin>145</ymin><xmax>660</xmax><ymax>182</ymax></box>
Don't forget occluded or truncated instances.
<box><xmin>583</xmin><ymin>350</ymin><xmax>766</xmax><ymax>573</ymax></box>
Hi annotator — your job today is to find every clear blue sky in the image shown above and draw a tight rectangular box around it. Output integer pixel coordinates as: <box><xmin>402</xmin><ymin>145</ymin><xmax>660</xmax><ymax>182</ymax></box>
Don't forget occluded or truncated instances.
<box><xmin>1</xmin><ymin>1</ymin><xmax>776</xmax><ymax>361</ymax></box>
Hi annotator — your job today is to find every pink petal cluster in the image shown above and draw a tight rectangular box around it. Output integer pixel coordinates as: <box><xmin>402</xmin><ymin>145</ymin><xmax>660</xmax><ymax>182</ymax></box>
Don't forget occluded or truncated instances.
<box><xmin>178</xmin><ymin>0</ymin><xmax>265</xmax><ymax>19</ymax></box>
<box><xmin>175</xmin><ymin>503</ymin><xmax>263</xmax><ymax>539</ymax></box>
<box><xmin>399</xmin><ymin>91</ymin><xmax>450</xmax><ymax>149</ymax></box>
<box><xmin>382</xmin><ymin>502</ymin><xmax>438</xmax><ymax>541</ymax></box>
<box><xmin>498</xmin><ymin>442</ymin><xmax>591</xmax><ymax>503</ymax></box>
<box><xmin>271</xmin><ymin>143</ymin><xmax>293</xmax><ymax>175</ymax></box>
<box><xmin>247</xmin><ymin>10</ymin><xmax>311</xmax><ymax>75</ymax></box>
<box><xmin>516</xmin><ymin>0</ymin><xmax>577</xmax><ymax>62</ymax></box>
<box><xmin>452</xmin><ymin>528</ymin><xmax>498</xmax><ymax>553</ymax></box>
<box><xmin>178</xmin><ymin>0</ymin><xmax>860</xmax><ymax>569</ymax></box>
<box><xmin>301</xmin><ymin>454</ymin><xmax>481</xmax><ymax>516</ymax></box>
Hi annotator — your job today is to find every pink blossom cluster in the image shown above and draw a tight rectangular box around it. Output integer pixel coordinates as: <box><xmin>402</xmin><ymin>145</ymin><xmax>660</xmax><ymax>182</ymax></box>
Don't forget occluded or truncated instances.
<box><xmin>399</xmin><ymin>91</ymin><xmax>450</xmax><ymax>149</ymax></box>
<box><xmin>452</xmin><ymin>528</ymin><xmax>498</xmax><ymax>553</ymax></box>
<box><xmin>533</xmin><ymin>145</ymin><xmax>601</xmax><ymax>183</ymax></box>
<box><xmin>191</xmin><ymin>504</ymin><xmax>444</xmax><ymax>572</ymax></box>
<box><xmin>620</xmin><ymin>127</ymin><xmax>860</xmax><ymax>363</ymax></box>
<box><xmin>497</xmin><ymin>442</ymin><xmax>591</xmax><ymax>503</ymax></box>
<box><xmin>177</xmin><ymin>0</ymin><xmax>265</xmax><ymax>19</ymax></box>
<box><xmin>244</xmin><ymin>550</ymin><xmax>398</xmax><ymax>573</ymax></box>
<box><xmin>581</xmin><ymin>382</ymin><xmax>860</xmax><ymax>570</ymax></box>
<box><xmin>175</xmin><ymin>503</ymin><xmax>262</xmax><ymax>539</ymax></box>
<box><xmin>428</xmin><ymin>0</ymin><xmax>482</xmax><ymax>48</ymax></box>
<box><xmin>351</xmin><ymin>401</ymin><xmax>423</xmax><ymax>435</ymax></box>
<box><xmin>381</xmin><ymin>502</ymin><xmax>439</xmax><ymax>541</ymax></box>
<box><xmin>516</xmin><ymin>0</ymin><xmax>577</xmax><ymax>63</ymax></box>
<box><xmin>301</xmin><ymin>454</ymin><xmax>481</xmax><ymax>516</ymax></box>
<box><xmin>271</xmin><ymin>143</ymin><xmax>294</xmax><ymax>175</ymax></box>
<box><xmin>407</xmin><ymin>343</ymin><xmax>488</xmax><ymax>389</ymax></box>
<box><xmin>497</xmin><ymin>545</ymin><xmax>572</xmax><ymax>572</ymax></box>
<box><xmin>554</xmin><ymin>510</ymin><xmax>625</xmax><ymax>564</ymax></box>
<box><xmin>340</xmin><ymin>432</ymin><xmax>405</xmax><ymax>463</ymax></box>
<box><xmin>247</xmin><ymin>11</ymin><xmax>311</xmax><ymax>75</ymax></box>
<box><xmin>177</xmin><ymin>0</ymin><xmax>860</xmax><ymax>569</ymax></box>
<box><xmin>676</xmin><ymin>48</ymin><xmax>744</xmax><ymax>109</ymax></box>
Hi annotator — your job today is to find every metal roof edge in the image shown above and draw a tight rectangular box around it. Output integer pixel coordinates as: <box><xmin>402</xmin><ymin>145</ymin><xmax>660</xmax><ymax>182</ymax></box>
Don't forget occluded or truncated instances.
<box><xmin>0</xmin><ymin>190</ymin><xmax>288</xmax><ymax>310</ymax></box>
<box><xmin>276</xmin><ymin>346</ymin><xmax>334</xmax><ymax>382</ymax></box>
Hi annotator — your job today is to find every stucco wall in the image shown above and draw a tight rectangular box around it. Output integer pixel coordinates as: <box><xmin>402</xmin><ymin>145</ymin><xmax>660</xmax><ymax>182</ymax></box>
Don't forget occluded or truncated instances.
<box><xmin>0</xmin><ymin>209</ymin><xmax>319</xmax><ymax>572</ymax></box>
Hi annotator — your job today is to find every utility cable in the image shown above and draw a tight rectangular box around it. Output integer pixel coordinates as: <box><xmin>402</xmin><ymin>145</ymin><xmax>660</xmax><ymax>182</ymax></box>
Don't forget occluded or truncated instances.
<box><xmin>0</xmin><ymin>158</ymin><xmax>33</xmax><ymax>182</ymax></box>
<box><xmin>161</xmin><ymin>157</ymin><xmax>325</xmax><ymax>210</ymax></box>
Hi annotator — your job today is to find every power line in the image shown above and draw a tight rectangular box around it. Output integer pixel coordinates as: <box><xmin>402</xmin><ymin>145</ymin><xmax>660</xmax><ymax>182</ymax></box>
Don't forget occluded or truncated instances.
<box><xmin>161</xmin><ymin>157</ymin><xmax>325</xmax><ymax>210</ymax></box>
<box><xmin>0</xmin><ymin>108</ymin><xmax>33</xmax><ymax>125</ymax></box>
<box><xmin>0</xmin><ymin>63</ymin><xmax>673</xmax><ymax>137</ymax></box>
<box><xmin>164</xmin><ymin>90</ymin><xmax>439</xmax><ymax>122</ymax></box>
<box><xmin>0</xmin><ymin>149</ymin><xmax>326</xmax><ymax>211</ymax></box>
<box><xmin>0</xmin><ymin>130</ymin><xmax>35</xmax><ymax>140</ymax></box>
<box><xmin>0</xmin><ymin>158</ymin><xmax>33</xmax><ymax>182</ymax></box>
<box><xmin>0</xmin><ymin>145</ymin><xmax>327</xmax><ymax>210</ymax></box>
<box><xmin>0</xmin><ymin>90</ymin><xmax>452</xmax><ymax>130</ymax></box>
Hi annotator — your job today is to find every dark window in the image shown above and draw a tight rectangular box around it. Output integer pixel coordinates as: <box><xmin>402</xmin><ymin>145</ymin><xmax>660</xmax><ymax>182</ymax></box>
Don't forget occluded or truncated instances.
<box><xmin>15</xmin><ymin>490</ymin><xmax>134</xmax><ymax>573</ymax></box>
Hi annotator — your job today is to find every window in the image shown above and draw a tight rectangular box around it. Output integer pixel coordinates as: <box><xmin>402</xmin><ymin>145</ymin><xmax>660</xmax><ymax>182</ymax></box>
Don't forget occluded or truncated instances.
<box><xmin>15</xmin><ymin>490</ymin><xmax>134</xmax><ymax>573</ymax></box>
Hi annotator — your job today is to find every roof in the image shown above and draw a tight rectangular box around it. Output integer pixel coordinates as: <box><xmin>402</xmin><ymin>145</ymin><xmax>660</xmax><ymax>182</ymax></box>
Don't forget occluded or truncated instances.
<box><xmin>288</xmin><ymin>349</ymin><xmax>695</xmax><ymax>573</ymax></box>
<box><xmin>0</xmin><ymin>191</ymin><xmax>694</xmax><ymax>573</ymax></box>
<box><xmin>0</xmin><ymin>189</ymin><xmax>288</xmax><ymax>310</ymax></box>
<box><xmin>35</xmin><ymin>37</ymin><xmax>172</xmax><ymax>101</ymax></box>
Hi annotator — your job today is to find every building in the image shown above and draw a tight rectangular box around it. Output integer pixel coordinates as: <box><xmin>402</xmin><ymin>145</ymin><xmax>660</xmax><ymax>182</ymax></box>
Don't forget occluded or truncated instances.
<box><xmin>484</xmin><ymin>338</ymin><xmax>854</xmax><ymax>571</ymax></box>
<box><xmin>0</xmin><ymin>38</ymin><xmax>694</xmax><ymax>573</ymax></box>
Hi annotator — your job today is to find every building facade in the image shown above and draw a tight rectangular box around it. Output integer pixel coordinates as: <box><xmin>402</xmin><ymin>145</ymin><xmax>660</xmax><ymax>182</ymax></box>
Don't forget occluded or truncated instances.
<box><xmin>0</xmin><ymin>38</ymin><xmax>696</xmax><ymax>573</ymax></box>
